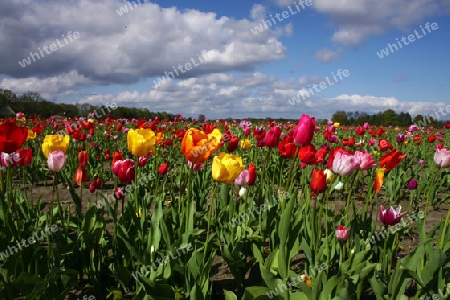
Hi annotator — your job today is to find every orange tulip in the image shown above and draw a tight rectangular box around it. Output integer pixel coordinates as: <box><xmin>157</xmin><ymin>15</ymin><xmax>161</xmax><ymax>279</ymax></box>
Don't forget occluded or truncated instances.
<box><xmin>181</xmin><ymin>128</ymin><xmax>222</xmax><ymax>164</ymax></box>
<box><xmin>75</xmin><ymin>167</ymin><xmax>88</xmax><ymax>185</ymax></box>
<box><xmin>375</xmin><ymin>148</ymin><xmax>406</xmax><ymax>193</ymax></box>
<box><xmin>379</xmin><ymin>148</ymin><xmax>407</xmax><ymax>171</ymax></box>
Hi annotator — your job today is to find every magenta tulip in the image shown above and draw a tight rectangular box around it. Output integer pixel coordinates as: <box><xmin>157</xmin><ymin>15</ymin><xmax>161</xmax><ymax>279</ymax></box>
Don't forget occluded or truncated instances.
<box><xmin>264</xmin><ymin>126</ymin><xmax>282</xmax><ymax>148</ymax></box>
<box><xmin>293</xmin><ymin>114</ymin><xmax>316</xmax><ymax>147</ymax></box>
<box><xmin>379</xmin><ymin>205</ymin><xmax>406</xmax><ymax>226</ymax></box>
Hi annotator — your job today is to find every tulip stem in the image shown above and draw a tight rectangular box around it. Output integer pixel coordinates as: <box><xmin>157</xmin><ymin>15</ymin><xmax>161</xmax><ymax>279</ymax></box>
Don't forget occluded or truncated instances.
<box><xmin>204</xmin><ymin>182</ymin><xmax>219</xmax><ymax>265</ymax></box>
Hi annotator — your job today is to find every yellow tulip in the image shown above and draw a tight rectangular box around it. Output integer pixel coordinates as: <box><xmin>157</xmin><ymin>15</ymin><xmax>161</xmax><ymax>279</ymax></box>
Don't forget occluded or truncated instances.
<box><xmin>324</xmin><ymin>169</ymin><xmax>336</xmax><ymax>184</ymax></box>
<box><xmin>212</xmin><ymin>152</ymin><xmax>244</xmax><ymax>184</ymax></box>
<box><xmin>41</xmin><ymin>135</ymin><xmax>70</xmax><ymax>158</ymax></box>
<box><xmin>27</xmin><ymin>129</ymin><xmax>36</xmax><ymax>140</ymax></box>
<box><xmin>127</xmin><ymin>128</ymin><xmax>156</xmax><ymax>157</ymax></box>
<box><xmin>333</xmin><ymin>122</ymin><xmax>340</xmax><ymax>128</ymax></box>
<box><xmin>240</xmin><ymin>139</ymin><xmax>252</xmax><ymax>150</ymax></box>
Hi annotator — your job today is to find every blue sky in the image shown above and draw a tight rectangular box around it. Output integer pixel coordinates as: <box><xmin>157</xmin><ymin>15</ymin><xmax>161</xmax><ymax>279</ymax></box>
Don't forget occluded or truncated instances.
<box><xmin>0</xmin><ymin>0</ymin><xmax>449</xmax><ymax>120</ymax></box>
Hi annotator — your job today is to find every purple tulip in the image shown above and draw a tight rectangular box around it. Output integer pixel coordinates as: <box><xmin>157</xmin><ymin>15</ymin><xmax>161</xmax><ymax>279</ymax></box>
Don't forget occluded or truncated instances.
<box><xmin>407</xmin><ymin>179</ymin><xmax>418</xmax><ymax>190</ymax></box>
<box><xmin>379</xmin><ymin>205</ymin><xmax>406</xmax><ymax>226</ymax></box>
<box><xmin>396</xmin><ymin>134</ymin><xmax>406</xmax><ymax>143</ymax></box>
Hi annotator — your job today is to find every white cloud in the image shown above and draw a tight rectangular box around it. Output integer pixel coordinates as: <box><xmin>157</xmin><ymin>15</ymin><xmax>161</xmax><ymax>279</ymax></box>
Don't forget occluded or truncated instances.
<box><xmin>313</xmin><ymin>0</ymin><xmax>450</xmax><ymax>47</ymax></box>
<box><xmin>250</xmin><ymin>4</ymin><xmax>266</xmax><ymax>20</ymax></box>
<box><xmin>314</xmin><ymin>48</ymin><xmax>342</xmax><ymax>63</ymax></box>
<box><xmin>0</xmin><ymin>0</ymin><xmax>287</xmax><ymax>86</ymax></box>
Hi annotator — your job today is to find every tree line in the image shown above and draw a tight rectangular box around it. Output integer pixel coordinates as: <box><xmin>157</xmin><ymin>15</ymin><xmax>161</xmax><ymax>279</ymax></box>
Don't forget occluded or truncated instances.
<box><xmin>0</xmin><ymin>90</ymin><xmax>176</xmax><ymax>120</ymax></box>
<box><xmin>331</xmin><ymin>109</ymin><xmax>448</xmax><ymax>127</ymax></box>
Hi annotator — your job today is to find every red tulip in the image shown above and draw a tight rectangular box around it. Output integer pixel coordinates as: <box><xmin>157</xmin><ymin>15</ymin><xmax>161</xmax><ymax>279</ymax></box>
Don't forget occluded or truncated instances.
<box><xmin>342</xmin><ymin>138</ymin><xmax>355</xmax><ymax>147</ymax></box>
<box><xmin>310</xmin><ymin>169</ymin><xmax>327</xmax><ymax>196</ymax></box>
<box><xmin>75</xmin><ymin>167</ymin><xmax>88</xmax><ymax>185</ymax></box>
<box><xmin>78</xmin><ymin>151</ymin><xmax>89</xmax><ymax>168</ymax></box>
<box><xmin>278</xmin><ymin>131</ymin><xmax>296</xmax><ymax>158</ymax></box>
<box><xmin>0</xmin><ymin>121</ymin><xmax>28</xmax><ymax>153</ymax></box>
<box><xmin>114</xmin><ymin>187</ymin><xmax>125</xmax><ymax>200</ymax></box>
<box><xmin>158</xmin><ymin>163</ymin><xmax>168</xmax><ymax>175</ymax></box>
<box><xmin>117</xmin><ymin>159</ymin><xmax>135</xmax><ymax>184</ymax></box>
<box><xmin>428</xmin><ymin>135</ymin><xmax>436</xmax><ymax>143</ymax></box>
<box><xmin>112</xmin><ymin>152</ymin><xmax>123</xmax><ymax>170</ymax></box>
<box><xmin>378</xmin><ymin>139</ymin><xmax>392</xmax><ymax>152</ymax></box>
<box><xmin>94</xmin><ymin>178</ymin><xmax>102</xmax><ymax>189</ymax></box>
<box><xmin>293</xmin><ymin>114</ymin><xmax>315</xmax><ymax>147</ymax></box>
<box><xmin>247</xmin><ymin>164</ymin><xmax>257</xmax><ymax>185</ymax></box>
<box><xmin>16</xmin><ymin>148</ymin><xmax>33</xmax><ymax>167</ymax></box>
<box><xmin>298</xmin><ymin>145</ymin><xmax>326</xmax><ymax>165</ymax></box>
<box><xmin>89</xmin><ymin>181</ymin><xmax>96</xmax><ymax>193</ymax></box>
<box><xmin>227</xmin><ymin>137</ymin><xmax>240</xmax><ymax>153</ymax></box>
<box><xmin>138</xmin><ymin>153</ymin><xmax>152</xmax><ymax>167</ymax></box>
<box><xmin>355</xmin><ymin>126</ymin><xmax>365</xmax><ymax>135</ymax></box>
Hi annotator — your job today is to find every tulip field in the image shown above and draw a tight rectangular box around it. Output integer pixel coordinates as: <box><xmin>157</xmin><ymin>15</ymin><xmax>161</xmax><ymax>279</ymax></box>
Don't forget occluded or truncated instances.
<box><xmin>1</xmin><ymin>113</ymin><xmax>450</xmax><ymax>300</ymax></box>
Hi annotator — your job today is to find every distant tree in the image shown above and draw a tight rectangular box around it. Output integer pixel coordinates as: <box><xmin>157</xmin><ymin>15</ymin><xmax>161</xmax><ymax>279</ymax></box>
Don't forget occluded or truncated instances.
<box><xmin>331</xmin><ymin>111</ymin><xmax>348</xmax><ymax>125</ymax></box>
<box><xmin>197</xmin><ymin>114</ymin><xmax>206</xmax><ymax>123</ymax></box>
<box><xmin>382</xmin><ymin>109</ymin><xmax>398</xmax><ymax>125</ymax></box>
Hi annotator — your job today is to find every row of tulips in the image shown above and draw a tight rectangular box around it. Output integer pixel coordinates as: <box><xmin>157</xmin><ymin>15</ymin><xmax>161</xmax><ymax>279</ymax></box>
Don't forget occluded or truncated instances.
<box><xmin>0</xmin><ymin>113</ymin><xmax>449</xmax><ymax>299</ymax></box>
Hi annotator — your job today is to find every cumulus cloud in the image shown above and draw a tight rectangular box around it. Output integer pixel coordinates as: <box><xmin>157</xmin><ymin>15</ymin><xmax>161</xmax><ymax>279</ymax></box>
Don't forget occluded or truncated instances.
<box><xmin>313</xmin><ymin>0</ymin><xmax>450</xmax><ymax>47</ymax></box>
<box><xmin>314</xmin><ymin>48</ymin><xmax>342</xmax><ymax>63</ymax></box>
<box><xmin>72</xmin><ymin>72</ymin><xmax>445</xmax><ymax>120</ymax></box>
<box><xmin>0</xmin><ymin>0</ymin><xmax>287</xmax><ymax>88</ymax></box>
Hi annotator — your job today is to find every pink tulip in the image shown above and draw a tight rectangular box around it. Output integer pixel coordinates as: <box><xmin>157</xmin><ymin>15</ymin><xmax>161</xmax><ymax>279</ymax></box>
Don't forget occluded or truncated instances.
<box><xmin>47</xmin><ymin>151</ymin><xmax>66</xmax><ymax>172</ymax></box>
<box><xmin>354</xmin><ymin>151</ymin><xmax>376</xmax><ymax>170</ymax></box>
<box><xmin>433</xmin><ymin>147</ymin><xmax>450</xmax><ymax>168</ymax></box>
<box><xmin>293</xmin><ymin>114</ymin><xmax>316</xmax><ymax>147</ymax></box>
<box><xmin>234</xmin><ymin>169</ymin><xmax>249</xmax><ymax>185</ymax></box>
<box><xmin>243</xmin><ymin>127</ymin><xmax>250</xmax><ymax>136</ymax></box>
<box><xmin>368</xmin><ymin>139</ymin><xmax>376</xmax><ymax>146</ymax></box>
<box><xmin>379</xmin><ymin>205</ymin><xmax>406</xmax><ymax>226</ymax></box>
<box><xmin>187</xmin><ymin>160</ymin><xmax>204</xmax><ymax>171</ymax></box>
<box><xmin>331</xmin><ymin>151</ymin><xmax>359</xmax><ymax>176</ymax></box>
<box><xmin>335</xmin><ymin>225</ymin><xmax>350</xmax><ymax>241</ymax></box>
